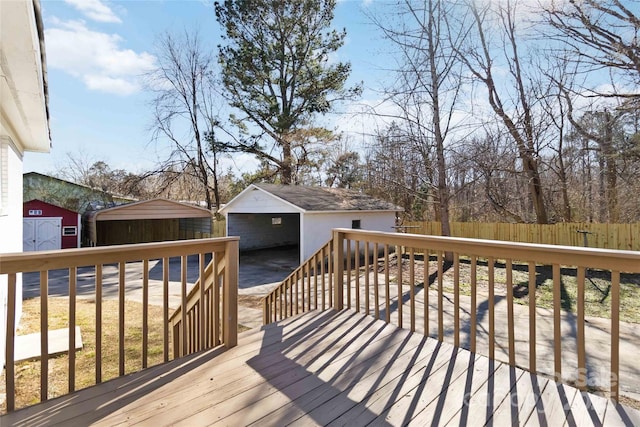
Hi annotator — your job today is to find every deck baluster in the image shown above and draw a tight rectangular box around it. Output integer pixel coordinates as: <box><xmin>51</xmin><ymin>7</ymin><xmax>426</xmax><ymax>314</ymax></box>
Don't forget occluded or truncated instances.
<box><xmin>506</xmin><ymin>259</ymin><xmax>515</xmax><ymax>366</ymax></box>
<box><xmin>470</xmin><ymin>256</ymin><xmax>477</xmax><ymax>352</ymax></box>
<box><xmin>488</xmin><ymin>257</ymin><xmax>495</xmax><ymax>361</ymax></box>
<box><xmin>69</xmin><ymin>267</ymin><xmax>77</xmax><ymax>392</ymax></box>
<box><xmin>577</xmin><ymin>266</ymin><xmax>586</xmax><ymax>391</ymax></box>
<box><xmin>143</xmin><ymin>259</ymin><xmax>149</xmax><ymax>367</ymax></box>
<box><xmin>119</xmin><ymin>262</ymin><xmax>126</xmax><ymax>374</ymax></box>
<box><xmin>453</xmin><ymin>253</ymin><xmax>459</xmax><ymax>347</ymax></box>
<box><xmin>437</xmin><ymin>252</ymin><xmax>444</xmax><ymax>341</ymax></box>
<box><xmin>528</xmin><ymin>262</ymin><xmax>537</xmax><ymax>373</ymax></box>
<box><xmin>611</xmin><ymin>270</ymin><xmax>620</xmax><ymax>401</ymax></box>
<box><xmin>40</xmin><ymin>271</ymin><xmax>49</xmax><ymax>401</ymax></box>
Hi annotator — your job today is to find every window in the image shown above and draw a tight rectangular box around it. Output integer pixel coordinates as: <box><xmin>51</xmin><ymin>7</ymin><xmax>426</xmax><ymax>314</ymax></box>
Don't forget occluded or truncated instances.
<box><xmin>62</xmin><ymin>226</ymin><xmax>77</xmax><ymax>236</ymax></box>
<box><xmin>272</xmin><ymin>217</ymin><xmax>282</xmax><ymax>226</ymax></box>
<box><xmin>352</xmin><ymin>220</ymin><xmax>361</xmax><ymax>229</ymax></box>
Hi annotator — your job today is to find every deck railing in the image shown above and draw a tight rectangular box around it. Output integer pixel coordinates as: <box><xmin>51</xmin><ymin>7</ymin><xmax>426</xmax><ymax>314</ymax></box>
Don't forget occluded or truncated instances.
<box><xmin>0</xmin><ymin>237</ymin><xmax>239</xmax><ymax>413</ymax></box>
<box><xmin>262</xmin><ymin>240</ymin><xmax>334</xmax><ymax>324</ymax></box>
<box><xmin>168</xmin><ymin>249</ymin><xmax>238</xmax><ymax>357</ymax></box>
<box><xmin>263</xmin><ymin>228</ymin><xmax>640</xmax><ymax>402</ymax></box>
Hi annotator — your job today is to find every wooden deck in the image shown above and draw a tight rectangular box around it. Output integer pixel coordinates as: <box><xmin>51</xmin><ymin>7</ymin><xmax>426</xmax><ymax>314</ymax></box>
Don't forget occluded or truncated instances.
<box><xmin>3</xmin><ymin>309</ymin><xmax>640</xmax><ymax>426</ymax></box>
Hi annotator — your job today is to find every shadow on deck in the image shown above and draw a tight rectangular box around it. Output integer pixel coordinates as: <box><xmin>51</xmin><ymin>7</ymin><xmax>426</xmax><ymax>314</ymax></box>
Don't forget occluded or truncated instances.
<box><xmin>3</xmin><ymin>310</ymin><xmax>640</xmax><ymax>426</ymax></box>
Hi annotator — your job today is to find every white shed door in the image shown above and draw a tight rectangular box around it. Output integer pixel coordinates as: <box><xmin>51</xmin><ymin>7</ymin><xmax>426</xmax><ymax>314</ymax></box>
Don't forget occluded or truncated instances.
<box><xmin>23</xmin><ymin>218</ymin><xmax>62</xmax><ymax>251</ymax></box>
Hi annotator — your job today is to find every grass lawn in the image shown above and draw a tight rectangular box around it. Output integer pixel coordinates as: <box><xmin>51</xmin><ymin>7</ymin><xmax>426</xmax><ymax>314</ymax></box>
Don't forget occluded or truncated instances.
<box><xmin>389</xmin><ymin>254</ymin><xmax>640</xmax><ymax>324</ymax></box>
<box><xmin>1</xmin><ymin>296</ymin><xmax>251</xmax><ymax>413</ymax></box>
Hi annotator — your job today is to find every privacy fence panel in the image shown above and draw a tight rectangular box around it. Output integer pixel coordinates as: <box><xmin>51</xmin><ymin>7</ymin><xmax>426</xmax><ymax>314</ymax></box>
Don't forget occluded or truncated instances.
<box><xmin>406</xmin><ymin>222</ymin><xmax>640</xmax><ymax>251</ymax></box>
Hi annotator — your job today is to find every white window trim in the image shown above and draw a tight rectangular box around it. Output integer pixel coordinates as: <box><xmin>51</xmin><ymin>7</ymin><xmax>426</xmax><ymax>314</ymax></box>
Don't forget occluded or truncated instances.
<box><xmin>62</xmin><ymin>226</ymin><xmax>78</xmax><ymax>236</ymax></box>
<box><xmin>0</xmin><ymin>139</ymin><xmax>8</xmax><ymax>216</ymax></box>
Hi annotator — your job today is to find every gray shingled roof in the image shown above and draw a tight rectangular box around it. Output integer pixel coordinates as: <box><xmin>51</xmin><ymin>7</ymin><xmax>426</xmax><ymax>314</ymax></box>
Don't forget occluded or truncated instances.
<box><xmin>255</xmin><ymin>184</ymin><xmax>402</xmax><ymax>212</ymax></box>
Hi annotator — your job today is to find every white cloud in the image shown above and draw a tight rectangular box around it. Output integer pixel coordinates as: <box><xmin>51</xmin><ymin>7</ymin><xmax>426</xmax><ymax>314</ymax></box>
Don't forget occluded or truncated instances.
<box><xmin>83</xmin><ymin>75</ymin><xmax>139</xmax><ymax>96</ymax></box>
<box><xmin>45</xmin><ymin>19</ymin><xmax>156</xmax><ymax>96</ymax></box>
<box><xmin>64</xmin><ymin>0</ymin><xmax>122</xmax><ymax>23</ymax></box>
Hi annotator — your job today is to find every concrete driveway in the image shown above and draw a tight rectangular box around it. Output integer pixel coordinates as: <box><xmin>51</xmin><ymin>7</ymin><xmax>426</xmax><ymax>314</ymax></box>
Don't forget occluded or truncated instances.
<box><xmin>22</xmin><ymin>246</ymin><xmax>299</xmax><ymax>328</ymax></box>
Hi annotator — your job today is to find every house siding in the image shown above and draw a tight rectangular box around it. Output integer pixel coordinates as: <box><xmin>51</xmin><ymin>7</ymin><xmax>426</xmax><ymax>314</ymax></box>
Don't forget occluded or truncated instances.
<box><xmin>225</xmin><ymin>188</ymin><xmax>300</xmax><ymax>214</ymax></box>
<box><xmin>23</xmin><ymin>172</ymin><xmax>135</xmax><ymax>214</ymax></box>
<box><xmin>301</xmin><ymin>211</ymin><xmax>396</xmax><ymax>260</ymax></box>
<box><xmin>24</xmin><ymin>199</ymin><xmax>80</xmax><ymax>249</ymax></box>
<box><xmin>0</xmin><ymin>142</ymin><xmax>24</xmax><ymax>368</ymax></box>
<box><xmin>0</xmin><ymin>0</ymin><xmax>51</xmax><ymax>371</ymax></box>
<box><xmin>221</xmin><ymin>184</ymin><xmax>401</xmax><ymax>263</ymax></box>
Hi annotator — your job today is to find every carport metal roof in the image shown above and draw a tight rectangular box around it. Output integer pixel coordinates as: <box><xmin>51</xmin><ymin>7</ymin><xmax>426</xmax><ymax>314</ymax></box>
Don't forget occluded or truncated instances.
<box><xmin>89</xmin><ymin>198</ymin><xmax>212</xmax><ymax>221</ymax></box>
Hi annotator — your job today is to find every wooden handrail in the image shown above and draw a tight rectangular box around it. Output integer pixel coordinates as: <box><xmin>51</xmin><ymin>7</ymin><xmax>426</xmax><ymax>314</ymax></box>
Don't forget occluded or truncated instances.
<box><xmin>262</xmin><ymin>239</ymin><xmax>333</xmax><ymax>325</ymax></box>
<box><xmin>167</xmin><ymin>254</ymin><xmax>225</xmax><ymax>324</ymax></box>
<box><xmin>334</xmin><ymin>229</ymin><xmax>640</xmax><ymax>272</ymax></box>
<box><xmin>263</xmin><ymin>228</ymin><xmax>640</xmax><ymax>402</ymax></box>
<box><xmin>0</xmin><ymin>237</ymin><xmax>239</xmax><ymax>413</ymax></box>
<box><xmin>0</xmin><ymin>238</ymin><xmax>240</xmax><ymax>273</ymax></box>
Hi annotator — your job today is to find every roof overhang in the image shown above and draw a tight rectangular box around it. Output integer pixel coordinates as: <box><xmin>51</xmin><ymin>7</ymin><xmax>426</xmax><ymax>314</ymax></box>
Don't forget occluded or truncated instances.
<box><xmin>0</xmin><ymin>0</ymin><xmax>50</xmax><ymax>153</ymax></box>
<box><xmin>94</xmin><ymin>198</ymin><xmax>213</xmax><ymax>221</ymax></box>
<box><xmin>219</xmin><ymin>184</ymin><xmax>305</xmax><ymax>216</ymax></box>
<box><xmin>304</xmin><ymin>209</ymin><xmax>403</xmax><ymax>215</ymax></box>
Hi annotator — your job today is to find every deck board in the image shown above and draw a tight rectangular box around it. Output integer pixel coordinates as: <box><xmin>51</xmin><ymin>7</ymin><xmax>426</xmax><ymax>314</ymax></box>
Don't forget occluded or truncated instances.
<box><xmin>2</xmin><ymin>309</ymin><xmax>639</xmax><ymax>427</ymax></box>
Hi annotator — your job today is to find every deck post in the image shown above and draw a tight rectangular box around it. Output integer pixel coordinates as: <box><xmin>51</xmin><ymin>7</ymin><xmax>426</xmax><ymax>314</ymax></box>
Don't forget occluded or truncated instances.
<box><xmin>333</xmin><ymin>230</ymin><xmax>344</xmax><ymax>310</ymax></box>
<box><xmin>223</xmin><ymin>239</ymin><xmax>239</xmax><ymax>348</ymax></box>
<box><xmin>263</xmin><ymin>296</ymin><xmax>270</xmax><ymax>325</ymax></box>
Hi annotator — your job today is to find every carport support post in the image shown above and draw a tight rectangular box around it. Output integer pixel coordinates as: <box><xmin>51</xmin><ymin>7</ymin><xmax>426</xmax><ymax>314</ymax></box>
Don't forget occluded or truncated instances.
<box><xmin>223</xmin><ymin>238</ymin><xmax>239</xmax><ymax>348</ymax></box>
<box><xmin>333</xmin><ymin>230</ymin><xmax>345</xmax><ymax>310</ymax></box>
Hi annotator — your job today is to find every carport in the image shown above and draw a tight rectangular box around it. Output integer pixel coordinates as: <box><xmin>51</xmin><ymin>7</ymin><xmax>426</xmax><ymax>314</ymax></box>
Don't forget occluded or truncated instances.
<box><xmin>84</xmin><ymin>199</ymin><xmax>212</xmax><ymax>246</ymax></box>
<box><xmin>219</xmin><ymin>184</ymin><xmax>402</xmax><ymax>263</ymax></box>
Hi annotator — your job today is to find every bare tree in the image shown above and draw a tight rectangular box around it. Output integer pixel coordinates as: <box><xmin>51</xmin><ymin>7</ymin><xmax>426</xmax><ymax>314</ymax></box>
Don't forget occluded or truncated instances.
<box><xmin>56</xmin><ymin>153</ymin><xmax>145</xmax><ymax>198</ymax></box>
<box><xmin>147</xmin><ymin>30</ymin><xmax>223</xmax><ymax>210</ymax></box>
<box><xmin>544</xmin><ymin>0</ymin><xmax>640</xmax><ymax>103</ymax></box>
<box><xmin>565</xmin><ymin>108</ymin><xmax>626</xmax><ymax>222</ymax></box>
<box><xmin>456</xmin><ymin>0</ymin><xmax>550</xmax><ymax>223</ymax></box>
<box><xmin>364</xmin><ymin>122</ymin><xmax>432</xmax><ymax>220</ymax></box>
<box><xmin>371</xmin><ymin>0</ymin><xmax>469</xmax><ymax>238</ymax></box>
<box><xmin>536</xmin><ymin>0</ymin><xmax>640</xmax><ymax>223</ymax></box>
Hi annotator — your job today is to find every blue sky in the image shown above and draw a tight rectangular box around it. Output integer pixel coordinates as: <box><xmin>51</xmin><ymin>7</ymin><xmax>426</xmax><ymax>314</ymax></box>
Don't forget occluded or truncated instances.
<box><xmin>25</xmin><ymin>0</ymin><xmax>394</xmax><ymax>176</ymax></box>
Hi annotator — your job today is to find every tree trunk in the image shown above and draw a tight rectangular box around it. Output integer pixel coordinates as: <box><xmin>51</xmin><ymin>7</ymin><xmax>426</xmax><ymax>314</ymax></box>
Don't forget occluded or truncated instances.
<box><xmin>281</xmin><ymin>139</ymin><xmax>293</xmax><ymax>185</ymax></box>
<box><xmin>557</xmin><ymin>130</ymin><xmax>572</xmax><ymax>222</ymax></box>
<box><xmin>464</xmin><ymin>2</ymin><xmax>549</xmax><ymax>224</ymax></box>
<box><xmin>602</xmin><ymin>112</ymin><xmax>618</xmax><ymax>222</ymax></box>
<box><xmin>524</xmin><ymin>157</ymin><xmax>548</xmax><ymax>224</ymax></box>
<box><xmin>427</xmin><ymin>0</ymin><xmax>452</xmax><ymax>241</ymax></box>
<box><xmin>212</xmin><ymin>149</ymin><xmax>221</xmax><ymax>211</ymax></box>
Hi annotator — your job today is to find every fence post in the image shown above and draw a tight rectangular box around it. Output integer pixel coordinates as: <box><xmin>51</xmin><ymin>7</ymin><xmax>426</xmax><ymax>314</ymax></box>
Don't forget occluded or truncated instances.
<box><xmin>333</xmin><ymin>230</ymin><xmax>344</xmax><ymax>310</ymax></box>
<box><xmin>223</xmin><ymin>238</ymin><xmax>239</xmax><ymax>348</ymax></box>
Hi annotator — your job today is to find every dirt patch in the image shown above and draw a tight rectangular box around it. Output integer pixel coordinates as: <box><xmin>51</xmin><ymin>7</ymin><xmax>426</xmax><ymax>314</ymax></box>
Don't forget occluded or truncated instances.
<box><xmin>378</xmin><ymin>253</ymin><xmax>640</xmax><ymax>323</ymax></box>
<box><xmin>238</xmin><ymin>294</ymin><xmax>264</xmax><ymax>310</ymax></box>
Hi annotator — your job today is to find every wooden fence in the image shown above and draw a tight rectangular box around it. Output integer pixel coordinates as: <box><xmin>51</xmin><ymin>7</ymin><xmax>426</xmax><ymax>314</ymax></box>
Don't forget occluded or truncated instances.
<box><xmin>212</xmin><ymin>218</ymin><xmax>226</xmax><ymax>237</ymax></box>
<box><xmin>405</xmin><ymin>221</ymin><xmax>640</xmax><ymax>251</ymax></box>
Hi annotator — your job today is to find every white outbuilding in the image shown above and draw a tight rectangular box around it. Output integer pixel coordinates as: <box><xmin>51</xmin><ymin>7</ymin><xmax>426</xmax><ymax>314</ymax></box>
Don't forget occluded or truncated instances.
<box><xmin>219</xmin><ymin>184</ymin><xmax>403</xmax><ymax>263</ymax></box>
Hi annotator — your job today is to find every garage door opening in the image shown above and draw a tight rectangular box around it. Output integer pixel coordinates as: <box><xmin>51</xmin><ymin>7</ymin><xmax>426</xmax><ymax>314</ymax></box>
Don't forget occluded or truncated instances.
<box><xmin>228</xmin><ymin>212</ymin><xmax>300</xmax><ymax>261</ymax></box>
